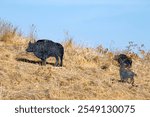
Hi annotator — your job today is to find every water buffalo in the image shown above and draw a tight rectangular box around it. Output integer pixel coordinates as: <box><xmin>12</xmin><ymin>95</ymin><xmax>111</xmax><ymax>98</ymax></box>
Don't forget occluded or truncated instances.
<box><xmin>26</xmin><ymin>39</ymin><xmax>64</xmax><ymax>66</ymax></box>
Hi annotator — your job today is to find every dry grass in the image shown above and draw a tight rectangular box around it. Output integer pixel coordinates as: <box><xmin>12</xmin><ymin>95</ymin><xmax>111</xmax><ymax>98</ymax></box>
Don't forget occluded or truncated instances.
<box><xmin>0</xmin><ymin>20</ymin><xmax>150</xmax><ymax>100</ymax></box>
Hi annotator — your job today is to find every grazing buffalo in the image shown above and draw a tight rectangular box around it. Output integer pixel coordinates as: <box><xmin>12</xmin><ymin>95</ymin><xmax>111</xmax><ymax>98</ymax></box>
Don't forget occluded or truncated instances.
<box><xmin>26</xmin><ymin>39</ymin><xmax>64</xmax><ymax>66</ymax></box>
<box><xmin>114</xmin><ymin>54</ymin><xmax>132</xmax><ymax>68</ymax></box>
<box><xmin>119</xmin><ymin>64</ymin><xmax>137</xmax><ymax>86</ymax></box>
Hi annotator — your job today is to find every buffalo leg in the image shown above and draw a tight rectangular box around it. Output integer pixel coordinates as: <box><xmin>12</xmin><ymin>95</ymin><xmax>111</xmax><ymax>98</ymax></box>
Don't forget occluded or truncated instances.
<box><xmin>60</xmin><ymin>55</ymin><xmax>63</xmax><ymax>66</ymax></box>
<box><xmin>55</xmin><ymin>56</ymin><xmax>59</xmax><ymax>66</ymax></box>
<box><xmin>41</xmin><ymin>59</ymin><xmax>46</xmax><ymax>66</ymax></box>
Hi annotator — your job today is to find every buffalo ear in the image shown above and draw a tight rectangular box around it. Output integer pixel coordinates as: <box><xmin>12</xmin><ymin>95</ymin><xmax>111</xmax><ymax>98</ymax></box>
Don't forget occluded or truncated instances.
<box><xmin>28</xmin><ymin>41</ymin><xmax>33</xmax><ymax>46</ymax></box>
<box><xmin>29</xmin><ymin>41</ymin><xmax>31</xmax><ymax>44</ymax></box>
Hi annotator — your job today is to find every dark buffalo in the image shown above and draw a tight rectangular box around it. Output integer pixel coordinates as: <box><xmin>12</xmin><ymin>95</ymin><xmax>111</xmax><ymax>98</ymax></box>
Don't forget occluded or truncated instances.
<box><xmin>114</xmin><ymin>54</ymin><xmax>132</xmax><ymax>68</ymax></box>
<box><xmin>26</xmin><ymin>39</ymin><xmax>64</xmax><ymax>66</ymax></box>
<box><xmin>119</xmin><ymin>64</ymin><xmax>136</xmax><ymax>86</ymax></box>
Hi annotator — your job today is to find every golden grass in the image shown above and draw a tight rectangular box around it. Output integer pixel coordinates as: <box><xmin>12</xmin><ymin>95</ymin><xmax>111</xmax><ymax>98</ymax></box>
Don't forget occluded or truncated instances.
<box><xmin>0</xmin><ymin>20</ymin><xmax>150</xmax><ymax>100</ymax></box>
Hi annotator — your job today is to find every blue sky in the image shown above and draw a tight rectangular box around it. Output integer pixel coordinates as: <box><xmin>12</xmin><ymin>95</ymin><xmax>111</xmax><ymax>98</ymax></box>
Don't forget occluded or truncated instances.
<box><xmin>0</xmin><ymin>0</ymin><xmax>150</xmax><ymax>50</ymax></box>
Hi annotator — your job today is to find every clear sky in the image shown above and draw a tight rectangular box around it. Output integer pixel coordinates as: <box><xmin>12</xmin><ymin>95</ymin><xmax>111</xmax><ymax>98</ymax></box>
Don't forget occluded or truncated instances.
<box><xmin>0</xmin><ymin>0</ymin><xmax>150</xmax><ymax>50</ymax></box>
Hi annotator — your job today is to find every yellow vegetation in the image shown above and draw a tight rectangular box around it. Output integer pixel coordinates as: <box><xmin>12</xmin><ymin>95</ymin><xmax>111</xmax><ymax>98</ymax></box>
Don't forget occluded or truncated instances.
<box><xmin>0</xmin><ymin>20</ymin><xmax>150</xmax><ymax>100</ymax></box>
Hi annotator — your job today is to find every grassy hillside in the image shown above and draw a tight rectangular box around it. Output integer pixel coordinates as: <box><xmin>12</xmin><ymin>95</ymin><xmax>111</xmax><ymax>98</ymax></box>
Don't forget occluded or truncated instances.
<box><xmin>0</xmin><ymin>20</ymin><xmax>150</xmax><ymax>100</ymax></box>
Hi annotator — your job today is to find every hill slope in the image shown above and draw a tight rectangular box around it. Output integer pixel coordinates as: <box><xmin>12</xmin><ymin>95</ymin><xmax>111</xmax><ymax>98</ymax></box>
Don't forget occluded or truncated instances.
<box><xmin>0</xmin><ymin>36</ymin><xmax>150</xmax><ymax>100</ymax></box>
